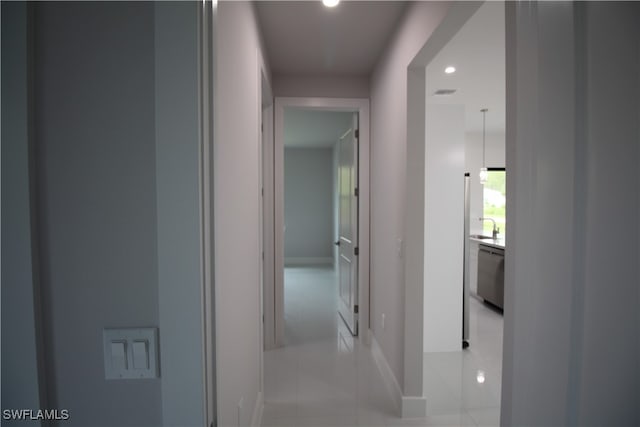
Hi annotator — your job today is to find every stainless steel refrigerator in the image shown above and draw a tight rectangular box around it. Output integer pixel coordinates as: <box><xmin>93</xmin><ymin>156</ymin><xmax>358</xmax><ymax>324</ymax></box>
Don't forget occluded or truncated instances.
<box><xmin>463</xmin><ymin>173</ymin><xmax>470</xmax><ymax>348</ymax></box>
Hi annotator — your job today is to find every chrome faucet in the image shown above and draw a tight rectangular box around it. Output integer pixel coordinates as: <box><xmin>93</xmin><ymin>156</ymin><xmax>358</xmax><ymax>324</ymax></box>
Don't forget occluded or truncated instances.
<box><xmin>480</xmin><ymin>217</ymin><xmax>499</xmax><ymax>239</ymax></box>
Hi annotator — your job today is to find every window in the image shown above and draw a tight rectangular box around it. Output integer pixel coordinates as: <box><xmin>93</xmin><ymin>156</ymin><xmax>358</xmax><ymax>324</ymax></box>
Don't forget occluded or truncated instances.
<box><xmin>482</xmin><ymin>168</ymin><xmax>505</xmax><ymax>237</ymax></box>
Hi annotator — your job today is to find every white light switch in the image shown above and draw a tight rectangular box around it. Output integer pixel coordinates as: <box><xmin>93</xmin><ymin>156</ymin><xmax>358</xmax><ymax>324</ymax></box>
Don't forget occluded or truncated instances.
<box><xmin>111</xmin><ymin>341</ymin><xmax>127</xmax><ymax>371</ymax></box>
<box><xmin>132</xmin><ymin>340</ymin><xmax>149</xmax><ymax>370</ymax></box>
<box><xmin>103</xmin><ymin>328</ymin><xmax>159</xmax><ymax>380</ymax></box>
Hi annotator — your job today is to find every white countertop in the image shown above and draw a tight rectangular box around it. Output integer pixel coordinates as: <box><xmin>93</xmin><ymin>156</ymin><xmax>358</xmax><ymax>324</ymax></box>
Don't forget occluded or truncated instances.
<box><xmin>469</xmin><ymin>236</ymin><xmax>506</xmax><ymax>250</ymax></box>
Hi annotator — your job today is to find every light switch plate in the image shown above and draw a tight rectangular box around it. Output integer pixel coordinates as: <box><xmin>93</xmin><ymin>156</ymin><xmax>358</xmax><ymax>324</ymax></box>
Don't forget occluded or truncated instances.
<box><xmin>103</xmin><ymin>328</ymin><xmax>159</xmax><ymax>380</ymax></box>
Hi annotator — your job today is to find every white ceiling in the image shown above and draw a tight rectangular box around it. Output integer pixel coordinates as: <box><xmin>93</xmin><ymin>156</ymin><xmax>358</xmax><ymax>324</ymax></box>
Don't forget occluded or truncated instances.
<box><xmin>255</xmin><ymin>1</ymin><xmax>407</xmax><ymax>76</ymax></box>
<box><xmin>284</xmin><ymin>109</ymin><xmax>353</xmax><ymax>148</ymax></box>
<box><xmin>425</xmin><ymin>2</ymin><xmax>505</xmax><ymax>134</ymax></box>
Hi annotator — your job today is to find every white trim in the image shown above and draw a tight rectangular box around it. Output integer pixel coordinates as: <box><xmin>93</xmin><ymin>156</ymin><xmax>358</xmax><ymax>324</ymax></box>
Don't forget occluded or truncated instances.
<box><xmin>262</xmin><ymin>102</ymin><xmax>276</xmax><ymax>351</ymax></box>
<box><xmin>258</xmin><ymin>47</ymin><xmax>273</xmax><ymax>413</ymax></box>
<box><xmin>250</xmin><ymin>391</ymin><xmax>264</xmax><ymax>427</ymax></box>
<box><xmin>274</xmin><ymin>100</ymin><xmax>285</xmax><ymax>346</ymax></box>
<box><xmin>273</xmin><ymin>96</ymin><xmax>371</xmax><ymax>347</ymax></box>
<box><xmin>284</xmin><ymin>257</ymin><xmax>333</xmax><ymax>266</ymax></box>
<box><xmin>370</xmin><ymin>332</ymin><xmax>427</xmax><ymax>419</ymax></box>
<box><xmin>156</xmin><ymin>3</ymin><xmax>209</xmax><ymax>424</ymax></box>
<box><xmin>199</xmin><ymin>2</ymin><xmax>216</xmax><ymax>425</ymax></box>
<box><xmin>370</xmin><ymin>331</ymin><xmax>402</xmax><ymax>413</ymax></box>
<box><xmin>401</xmin><ymin>396</ymin><xmax>427</xmax><ymax>419</ymax></box>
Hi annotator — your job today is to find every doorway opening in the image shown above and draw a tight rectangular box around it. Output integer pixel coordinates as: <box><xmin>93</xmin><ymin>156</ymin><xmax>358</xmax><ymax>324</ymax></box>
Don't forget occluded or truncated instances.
<box><xmin>265</xmin><ymin>97</ymin><xmax>371</xmax><ymax>349</ymax></box>
<box><xmin>405</xmin><ymin>1</ymin><xmax>506</xmax><ymax>422</ymax></box>
<box><xmin>281</xmin><ymin>109</ymin><xmax>356</xmax><ymax>345</ymax></box>
<box><xmin>262</xmin><ymin>97</ymin><xmax>381</xmax><ymax>425</ymax></box>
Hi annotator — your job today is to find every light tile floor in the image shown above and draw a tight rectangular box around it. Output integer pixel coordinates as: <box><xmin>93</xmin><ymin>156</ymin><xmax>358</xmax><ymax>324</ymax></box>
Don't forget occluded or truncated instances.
<box><xmin>262</xmin><ymin>266</ymin><xmax>503</xmax><ymax>427</ymax></box>
<box><xmin>422</xmin><ymin>296</ymin><xmax>503</xmax><ymax>426</ymax></box>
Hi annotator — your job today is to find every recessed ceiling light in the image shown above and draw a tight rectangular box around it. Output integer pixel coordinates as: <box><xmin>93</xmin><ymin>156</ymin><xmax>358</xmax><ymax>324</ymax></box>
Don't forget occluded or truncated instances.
<box><xmin>323</xmin><ymin>0</ymin><xmax>340</xmax><ymax>7</ymax></box>
<box><xmin>445</xmin><ymin>66</ymin><xmax>456</xmax><ymax>74</ymax></box>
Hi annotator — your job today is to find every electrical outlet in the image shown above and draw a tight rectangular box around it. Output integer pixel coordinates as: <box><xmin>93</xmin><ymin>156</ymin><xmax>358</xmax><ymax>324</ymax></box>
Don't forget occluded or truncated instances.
<box><xmin>381</xmin><ymin>313</ymin><xmax>386</xmax><ymax>331</ymax></box>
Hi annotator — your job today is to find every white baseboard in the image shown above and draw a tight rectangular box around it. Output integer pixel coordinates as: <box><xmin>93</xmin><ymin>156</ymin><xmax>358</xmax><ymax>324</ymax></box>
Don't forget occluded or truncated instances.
<box><xmin>250</xmin><ymin>391</ymin><xmax>263</xmax><ymax>427</ymax></box>
<box><xmin>284</xmin><ymin>257</ymin><xmax>333</xmax><ymax>266</ymax></box>
<box><xmin>370</xmin><ymin>331</ymin><xmax>402</xmax><ymax>413</ymax></box>
<box><xmin>370</xmin><ymin>331</ymin><xmax>427</xmax><ymax>419</ymax></box>
<box><xmin>401</xmin><ymin>395</ymin><xmax>427</xmax><ymax>418</ymax></box>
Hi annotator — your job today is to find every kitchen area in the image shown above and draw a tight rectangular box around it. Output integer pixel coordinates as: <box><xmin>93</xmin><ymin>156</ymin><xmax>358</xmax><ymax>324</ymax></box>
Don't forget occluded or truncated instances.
<box><xmin>463</xmin><ymin>164</ymin><xmax>505</xmax><ymax>354</ymax></box>
<box><xmin>468</xmin><ymin>168</ymin><xmax>506</xmax><ymax>312</ymax></box>
<box><xmin>421</xmin><ymin>2</ymin><xmax>506</xmax><ymax>423</ymax></box>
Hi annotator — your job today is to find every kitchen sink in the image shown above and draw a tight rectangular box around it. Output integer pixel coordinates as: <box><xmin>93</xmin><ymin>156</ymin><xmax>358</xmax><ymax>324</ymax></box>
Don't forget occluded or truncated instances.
<box><xmin>470</xmin><ymin>234</ymin><xmax>494</xmax><ymax>240</ymax></box>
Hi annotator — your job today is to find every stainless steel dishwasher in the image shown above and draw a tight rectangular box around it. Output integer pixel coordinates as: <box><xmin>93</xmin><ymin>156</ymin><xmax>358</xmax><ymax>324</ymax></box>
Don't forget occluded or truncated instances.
<box><xmin>477</xmin><ymin>245</ymin><xmax>505</xmax><ymax>309</ymax></box>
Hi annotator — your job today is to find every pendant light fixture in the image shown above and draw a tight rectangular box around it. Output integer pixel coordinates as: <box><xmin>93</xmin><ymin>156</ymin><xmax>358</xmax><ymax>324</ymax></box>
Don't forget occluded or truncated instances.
<box><xmin>479</xmin><ymin>108</ymin><xmax>488</xmax><ymax>185</ymax></box>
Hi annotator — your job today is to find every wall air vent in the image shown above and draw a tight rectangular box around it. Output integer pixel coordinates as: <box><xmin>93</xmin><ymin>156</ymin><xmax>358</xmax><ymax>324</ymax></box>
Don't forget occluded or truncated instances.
<box><xmin>433</xmin><ymin>89</ymin><xmax>457</xmax><ymax>96</ymax></box>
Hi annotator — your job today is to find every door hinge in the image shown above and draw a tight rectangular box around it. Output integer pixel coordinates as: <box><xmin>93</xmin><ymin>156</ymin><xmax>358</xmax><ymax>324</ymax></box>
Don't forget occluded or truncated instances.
<box><xmin>354</xmin><ymin>305</ymin><xmax>359</xmax><ymax>314</ymax></box>
<box><xmin>354</xmin><ymin>247</ymin><xmax>359</xmax><ymax>256</ymax></box>
<box><xmin>261</xmin><ymin>187</ymin><xmax>264</xmax><ymax>196</ymax></box>
<box><xmin>354</xmin><ymin>187</ymin><xmax>359</xmax><ymax>197</ymax></box>
<box><xmin>354</xmin><ymin>129</ymin><xmax>359</xmax><ymax>139</ymax></box>
<box><xmin>261</xmin><ymin>123</ymin><xmax>264</xmax><ymax>132</ymax></box>
<box><xmin>262</xmin><ymin>251</ymin><xmax>264</xmax><ymax>260</ymax></box>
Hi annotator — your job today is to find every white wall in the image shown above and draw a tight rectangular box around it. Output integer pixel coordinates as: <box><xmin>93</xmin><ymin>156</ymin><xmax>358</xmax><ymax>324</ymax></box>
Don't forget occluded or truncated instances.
<box><xmin>1</xmin><ymin>3</ymin><xmax>42</xmax><ymax>424</ymax></box>
<box><xmin>214</xmin><ymin>2</ymin><xmax>270</xmax><ymax>425</ymax></box>
<box><xmin>578</xmin><ymin>4</ymin><xmax>639</xmax><ymax>422</ymax></box>
<box><xmin>284</xmin><ymin>148</ymin><xmax>334</xmax><ymax>264</ymax></box>
<box><xmin>6</xmin><ymin>4</ymin><xmax>207</xmax><ymax>426</ymax></box>
<box><xmin>273</xmin><ymin>75</ymin><xmax>369</xmax><ymax>98</ymax></box>
<box><xmin>369</xmin><ymin>1</ymin><xmax>450</xmax><ymax>396</ymax></box>
<box><xmin>423</xmin><ymin>104</ymin><xmax>465</xmax><ymax>352</ymax></box>
<box><xmin>464</xmin><ymin>130</ymin><xmax>505</xmax><ymax>235</ymax></box>
<box><xmin>154</xmin><ymin>2</ymin><xmax>206</xmax><ymax>425</ymax></box>
<box><xmin>32</xmin><ymin>3</ymin><xmax>162</xmax><ymax>424</ymax></box>
<box><xmin>503</xmin><ymin>2</ymin><xmax>639</xmax><ymax>425</ymax></box>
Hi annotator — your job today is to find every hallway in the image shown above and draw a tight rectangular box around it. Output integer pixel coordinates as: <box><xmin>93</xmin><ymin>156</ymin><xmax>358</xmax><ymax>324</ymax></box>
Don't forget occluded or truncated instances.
<box><xmin>3</xmin><ymin>2</ymin><xmax>639</xmax><ymax>426</ymax></box>
<box><xmin>262</xmin><ymin>266</ymin><xmax>395</xmax><ymax>426</ymax></box>
<box><xmin>262</xmin><ymin>267</ymin><xmax>504</xmax><ymax>427</ymax></box>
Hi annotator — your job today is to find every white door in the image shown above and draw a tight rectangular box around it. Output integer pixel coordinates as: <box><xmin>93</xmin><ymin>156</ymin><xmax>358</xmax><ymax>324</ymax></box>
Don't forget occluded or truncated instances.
<box><xmin>337</xmin><ymin>114</ymin><xmax>359</xmax><ymax>336</ymax></box>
